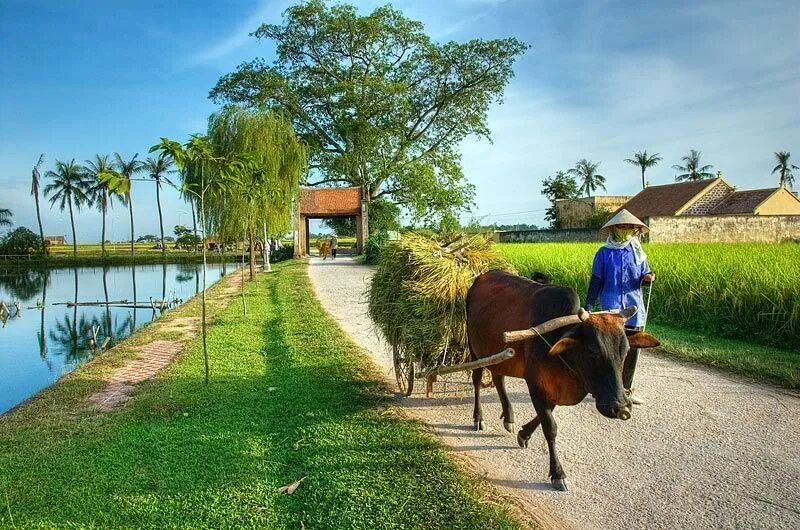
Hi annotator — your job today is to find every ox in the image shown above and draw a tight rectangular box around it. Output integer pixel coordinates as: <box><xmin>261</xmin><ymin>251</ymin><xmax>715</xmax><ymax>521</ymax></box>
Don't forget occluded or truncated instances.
<box><xmin>466</xmin><ymin>270</ymin><xmax>659</xmax><ymax>490</ymax></box>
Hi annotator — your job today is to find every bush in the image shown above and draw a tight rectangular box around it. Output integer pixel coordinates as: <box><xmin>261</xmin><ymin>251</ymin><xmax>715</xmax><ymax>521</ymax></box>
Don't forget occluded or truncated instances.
<box><xmin>364</xmin><ymin>232</ymin><xmax>389</xmax><ymax>264</ymax></box>
<box><xmin>0</xmin><ymin>227</ymin><xmax>42</xmax><ymax>255</ymax></box>
<box><xmin>270</xmin><ymin>244</ymin><xmax>294</xmax><ymax>263</ymax></box>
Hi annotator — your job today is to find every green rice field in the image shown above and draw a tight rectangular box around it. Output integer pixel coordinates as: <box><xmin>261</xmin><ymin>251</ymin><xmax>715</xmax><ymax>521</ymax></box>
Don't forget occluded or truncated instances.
<box><xmin>498</xmin><ymin>242</ymin><xmax>800</xmax><ymax>351</ymax></box>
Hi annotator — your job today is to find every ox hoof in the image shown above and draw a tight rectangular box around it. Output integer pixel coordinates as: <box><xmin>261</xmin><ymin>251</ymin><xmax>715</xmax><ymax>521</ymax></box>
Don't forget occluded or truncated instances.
<box><xmin>517</xmin><ymin>432</ymin><xmax>529</xmax><ymax>448</ymax></box>
<box><xmin>473</xmin><ymin>420</ymin><xmax>485</xmax><ymax>431</ymax></box>
<box><xmin>551</xmin><ymin>478</ymin><xmax>569</xmax><ymax>492</ymax></box>
<box><xmin>503</xmin><ymin>421</ymin><xmax>516</xmax><ymax>434</ymax></box>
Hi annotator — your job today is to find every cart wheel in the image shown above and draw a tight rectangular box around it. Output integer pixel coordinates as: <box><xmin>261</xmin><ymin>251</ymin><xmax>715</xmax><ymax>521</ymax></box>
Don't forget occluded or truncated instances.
<box><xmin>393</xmin><ymin>345</ymin><xmax>415</xmax><ymax>396</ymax></box>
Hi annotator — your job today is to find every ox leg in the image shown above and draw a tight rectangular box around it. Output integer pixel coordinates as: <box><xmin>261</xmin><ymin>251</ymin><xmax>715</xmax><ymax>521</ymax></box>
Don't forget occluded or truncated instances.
<box><xmin>516</xmin><ymin>416</ymin><xmax>541</xmax><ymax>448</ymax></box>
<box><xmin>472</xmin><ymin>368</ymin><xmax>485</xmax><ymax>431</ymax></box>
<box><xmin>494</xmin><ymin>374</ymin><xmax>515</xmax><ymax>433</ymax></box>
<box><xmin>539</xmin><ymin>406</ymin><xmax>568</xmax><ymax>491</ymax></box>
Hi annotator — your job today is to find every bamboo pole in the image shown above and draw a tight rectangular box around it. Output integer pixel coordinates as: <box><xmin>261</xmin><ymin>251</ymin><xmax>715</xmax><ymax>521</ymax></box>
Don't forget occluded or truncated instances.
<box><xmin>424</xmin><ymin>348</ymin><xmax>516</xmax><ymax>380</ymax></box>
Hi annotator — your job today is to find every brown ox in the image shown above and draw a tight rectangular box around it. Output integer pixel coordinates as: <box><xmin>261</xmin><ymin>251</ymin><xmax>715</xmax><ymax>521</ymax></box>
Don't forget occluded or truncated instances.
<box><xmin>466</xmin><ymin>270</ymin><xmax>659</xmax><ymax>490</ymax></box>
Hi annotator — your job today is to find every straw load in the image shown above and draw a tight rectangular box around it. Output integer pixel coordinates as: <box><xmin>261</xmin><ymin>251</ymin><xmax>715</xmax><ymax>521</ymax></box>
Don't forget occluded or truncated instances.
<box><xmin>368</xmin><ymin>233</ymin><xmax>516</xmax><ymax>370</ymax></box>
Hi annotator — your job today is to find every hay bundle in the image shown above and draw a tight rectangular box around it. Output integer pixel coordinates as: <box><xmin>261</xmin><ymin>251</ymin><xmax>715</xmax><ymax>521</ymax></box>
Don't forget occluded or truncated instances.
<box><xmin>368</xmin><ymin>233</ymin><xmax>516</xmax><ymax>369</ymax></box>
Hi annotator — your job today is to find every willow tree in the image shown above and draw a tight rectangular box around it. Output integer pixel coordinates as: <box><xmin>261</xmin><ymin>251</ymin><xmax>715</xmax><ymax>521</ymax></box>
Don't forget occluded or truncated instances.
<box><xmin>207</xmin><ymin>106</ymin><xmax>306</xmax><ymax>280</ymax></box>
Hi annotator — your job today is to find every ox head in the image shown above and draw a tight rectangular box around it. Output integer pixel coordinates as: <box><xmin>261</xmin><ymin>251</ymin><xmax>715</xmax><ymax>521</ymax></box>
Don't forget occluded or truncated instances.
<box><xmin>547</xmin><ymin>307</ymin><xmax>659</xmax><ymax>420</ymax></box>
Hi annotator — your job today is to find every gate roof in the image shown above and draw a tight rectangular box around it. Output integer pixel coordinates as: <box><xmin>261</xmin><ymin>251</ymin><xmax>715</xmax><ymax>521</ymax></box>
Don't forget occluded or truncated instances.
<box><xmin>299</xmin><ymin>186</ymin><xmax>362</xmax><ymax>217</ymax></box>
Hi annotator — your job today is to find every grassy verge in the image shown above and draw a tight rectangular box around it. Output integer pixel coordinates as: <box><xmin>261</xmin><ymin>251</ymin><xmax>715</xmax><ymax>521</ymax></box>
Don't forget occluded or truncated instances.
<box><xmin>0</xmin><ymin>251</ymin><xmax>239</xmax><ymax>269</ymax></box>
<box><xmin>648</xmin><ymin>323</ymin><xmax>799</xmax><ymax>389</ymax></box>
<box><xmin>0</xmin><ymin>261</ymin><xmax>521</xmax><ymax>529</ymax></box>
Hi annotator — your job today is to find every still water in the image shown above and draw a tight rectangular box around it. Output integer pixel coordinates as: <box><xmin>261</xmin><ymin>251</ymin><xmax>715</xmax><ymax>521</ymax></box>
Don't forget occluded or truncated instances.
<box><xmin>0</xmin><ymin>262</ymin><xmax>238</xmax><ymax>414</ymax></box>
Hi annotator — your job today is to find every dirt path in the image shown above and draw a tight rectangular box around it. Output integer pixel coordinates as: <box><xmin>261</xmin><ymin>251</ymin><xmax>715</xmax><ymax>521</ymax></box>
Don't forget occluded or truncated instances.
<box><xmin>308</xmin><ymin>257</ymin><xmax>800</xmax><ymax>530</ymax></box>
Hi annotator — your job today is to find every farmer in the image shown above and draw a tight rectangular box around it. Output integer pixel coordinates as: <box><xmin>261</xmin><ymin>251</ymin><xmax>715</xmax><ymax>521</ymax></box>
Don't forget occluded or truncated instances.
<box><xmin>330</xmin><ymin>233</ymin><xmax>338</xmax><ymax>260</ymax></box>
<box><xmin>586</xmin><ymin>209</ymin><xmax>655</xmax><ymax>405</ymax></box>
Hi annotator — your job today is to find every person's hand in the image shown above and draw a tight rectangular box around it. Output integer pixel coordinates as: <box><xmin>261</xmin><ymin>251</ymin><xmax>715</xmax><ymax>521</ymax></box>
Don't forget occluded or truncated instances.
<box><xmin>642</xmin><ymin>273</ymin><xmax>655</xmax><ymax>284</ymax></box>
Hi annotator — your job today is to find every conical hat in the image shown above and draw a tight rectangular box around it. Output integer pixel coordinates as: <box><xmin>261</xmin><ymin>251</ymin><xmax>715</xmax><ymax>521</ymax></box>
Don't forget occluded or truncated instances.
<box><xmin>600</xmin><ymin>209</ymin><xmax>648</xmax><ymax>235</ymax></box>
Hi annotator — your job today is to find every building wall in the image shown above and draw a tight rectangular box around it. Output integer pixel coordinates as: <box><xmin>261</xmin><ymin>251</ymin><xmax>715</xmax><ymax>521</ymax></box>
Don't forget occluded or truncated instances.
<box><xmin>555</xmin><ymin>196</ymin><xmax>630</xmax><ymax>229</ymax></box>
<box><xmin>756</xmin><ymin>188</ymin><xmax>800</xmax><ymax>215</ymax></box>
<box><xmin>648</xmin><ymin>215</ymin><xmax>800</xmax><ymax>242</ymax></box>
<box><xmin>494</xmin><ymin>228</ymin><xmax>603</xmax><ymax>243</ymax></box>
<box><xmin>681</xmin><ymin>180</ymin><xmax>733</xmax><ymax>215</ymax></box>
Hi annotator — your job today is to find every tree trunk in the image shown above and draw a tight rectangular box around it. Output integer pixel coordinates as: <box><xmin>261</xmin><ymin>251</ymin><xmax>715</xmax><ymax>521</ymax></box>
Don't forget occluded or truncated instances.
<box><xmin>101</xmin><ymin>192</ymin><xmax>107</xmax><ymax>255</ymax></box>
<box><xmin>190</xmin><ymin>199</ymin><xmax>198</xmax><ymax>253</ymax></box>
<box><xmin>641</xmin><ymin>168</ymin><xmax>646</xmax><ymax>189</ymax></box>
<box><xmin>241</xmin><ymin>237</ymin><xmax>247</xmax><ymax>316</ymax></box>
<box><xmin>68</xmin><ymin>197</ymin><xmax>77</xmax><ymax>257</ymax></box>
<box><xmin>156</xmin><ymin>180</ymin><xmax>165</xmax><ymax>254</ymax></box>
<box><xmin>127</xmin><ymin>192</ymin><xmax>135</xmax><ymax>255</ymax></box>
<box><xmin>263</xmin><ymin>219</ymin><xmax>271</xmax><ymax>273</ymax></box>
<box><xmin>34</xmin><ymin>191</ymin><xmax>45</xmax><ymax>255</ymax></box>
<box><xmin>248</xmin><ymin>225</ymin><xmax>255</xmax><ymax>280</ymax></box>
<box><xmin>200</xmin><ymin>191</ymin><xmax>209</xmax><ymax>385</ymax></box>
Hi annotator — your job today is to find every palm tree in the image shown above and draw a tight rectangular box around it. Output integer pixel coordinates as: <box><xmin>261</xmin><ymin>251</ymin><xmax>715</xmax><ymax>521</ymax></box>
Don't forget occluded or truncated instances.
<box><xmin>85</xmin><ymin>155</ymin><xmax>124</xmax><ymax>255</ymax></box>
<box><xmin>113</xmin><ymin>153</ymin><xmax>144</xmax><ymax>254</ymax></box>
<box><xmin>0</xmin><ymin>208</ymin><xmax>12</xmax><ymax>228</ymax></box>
<box><xmin>142</xmin><ymin>153</ymin><xmax>175</xmax><ymax>254</ymax></box>
<box><xmin>772</xmin><ymin>151</ymin><xmax>798</xmax><ymax>189</ymax></box>
<box><xmin>44</xmin><ymin>159</ymin><xmax>90</xmax><ymax>256</ymax></box>
<box><xmin>624</xmin><ymin>150</ymin><xmax>662</xmax><ymax>189</ymax></box>
<box><xmin>673</xmin><ymin>150</ymin><xmax>715</xmax><ymax>182</ymax></box>
<box><xmin>30</xmin><ymin>154</ymin><xmax>46</xmax><ymax>252</ymax></box>
<box><xmin>568</xmin><ymin>159</ymin><xmax>606</xmax><ymax>197</ymax></box>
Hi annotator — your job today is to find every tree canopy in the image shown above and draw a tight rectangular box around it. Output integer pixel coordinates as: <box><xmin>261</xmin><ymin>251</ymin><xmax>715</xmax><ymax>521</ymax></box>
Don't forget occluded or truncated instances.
<box><xmin>0</xmin><ymin>226</ymin><xmax>42</xmax><ymax>255</ymax></box>
<box><xmin>541</xmin><ymin>171</ymin><xmax>580</xmax><ymax>228</ymax></box>
<box><xmin>673</xmin><ymin>150</ymin><xmax>715</xmax><ymax>182</ymax></box>
<box><xmin>210</xmin><ymin>0</ymin><xmax>527</xmax><ymax>225</ymax></box>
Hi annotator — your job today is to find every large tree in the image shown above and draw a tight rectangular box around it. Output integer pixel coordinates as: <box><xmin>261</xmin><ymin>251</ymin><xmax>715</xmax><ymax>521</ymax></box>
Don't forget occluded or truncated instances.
<box><xmin>569</xmin><ymin>159</ymin><xmax>606</xmax><ymax>198</ymax></box>
<box><xmin>772</xmin><ymin>151</ymin><xmax>798</xmax><ymax>189</ymax></box>
<box><xmin>210</xmin><ymin>0</ymin><xmax>526</xmax><ymax>225</ymax></box>
<box><xmin>142</xmin><ymin>153</ymin><xmax>175</xmax><ymax>254</ymax></box>
<box><xmin>85</xmin><ymin>154</ymin><xmax>124</xmax><ymax>255</ymax></box>
<box><xmin>113</xmin><ymin>153</ymin><xmax>145</xmax><ymax>254</ymax></box>
<box><xmin>30</xmin><ymin>154</ymin><xmax>46</xmax><ymax>252</ymax></box>
<box><xmin>673</xmin><ymin>149</ymin><xmax>715</xmax><ymax>182</ymax></box>
<box><xmin>0</xmin><ymin>208</ymin><xmax>11</xmax><ymax>229</ymax></box>
<box><xmin>44</xmin><ymin>159</ymin><xmax>90</xmax><ymax>256</ymax></box>
<box><xmin>541</xmin><ymin>171</ymin><xmax>580</xmax><ymax>228</ymax></box>
<box><xmin>624</xmin><ymin>150</ymin><xmax>662</xmax><ymax>189</ymax></box>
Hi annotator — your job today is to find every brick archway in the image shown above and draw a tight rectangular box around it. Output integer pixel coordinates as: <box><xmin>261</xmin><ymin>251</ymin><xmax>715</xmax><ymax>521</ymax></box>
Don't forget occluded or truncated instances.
<box><xmin>294</xmin><ymin>186</ymin><xmax>368</xmax><ymax>257</ymax></box>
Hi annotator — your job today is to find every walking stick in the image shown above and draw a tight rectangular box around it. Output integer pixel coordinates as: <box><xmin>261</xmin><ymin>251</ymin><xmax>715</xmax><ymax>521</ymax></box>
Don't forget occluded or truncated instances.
<box><xmin>642</xmin><ymin>279</ymin><xmax>653</xmax><ymax>332</ymax></box>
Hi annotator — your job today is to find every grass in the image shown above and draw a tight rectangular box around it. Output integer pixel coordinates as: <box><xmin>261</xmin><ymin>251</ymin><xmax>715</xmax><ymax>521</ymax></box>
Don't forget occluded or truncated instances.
<box><xmin>499</xmin><ymin>242</ymin><xmax>800</xmax><ymax>350</ymax></box>
<box><xmin>0</xmin><ymin>261</ymin><xmax>523</xmax><ymax>529</ymax></box>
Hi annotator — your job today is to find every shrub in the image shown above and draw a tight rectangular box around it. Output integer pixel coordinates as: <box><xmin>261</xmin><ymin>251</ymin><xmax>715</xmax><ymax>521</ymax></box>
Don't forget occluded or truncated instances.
<box><xmin>0</xmin><ymin>227</ymin><xmax>42</xmax><ymax>255</ymax></box>
<box><xmin>270</xmin><ymin>244</ymin><xmax>294</xmax><ymax>263</ymax></box>
<box><xmin>364</xmin><ymin>232</ymin><xmax>388</xmax><ymax>264</ymax></box>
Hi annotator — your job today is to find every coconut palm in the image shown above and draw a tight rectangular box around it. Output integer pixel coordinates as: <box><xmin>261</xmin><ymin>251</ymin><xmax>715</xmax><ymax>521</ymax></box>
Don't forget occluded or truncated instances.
<box><xmin>142</xmin><ymin>153</ymin><xmax>175</xmax><ymax>254</ymax></box>
<box><xmin>772</xmin><ymin>151</ymin><xmax>798</xmax><ymax>189</ymax></box>
<box><xmin>113</xmin><ymin>153</ymin><xmax>145</xmax><ymax>254</ymax></box>
<box><xmin>44</xmin><ymin>159</ymin><xmax>90</xmax><ymax>256</ymax></box>
<box><xmin>85</xmin><ymin>154</ymin><xmax>125</xmax><ymax>255</ymax></box>
<box><xmin>568</xmin><ymin>159</ymin><xmax>606</xmax><ymax>197</ymax></box>
<box><xmin>30</xmin><ymin>154</ymin><xmax>46</xmax><ymax>252</ymax></box>
<box><xmin>624</xmin><ymin>150</ymin><xmax>662</xmax><ymax>189</ymax></box>
<box><xmin>0</xmin><ymin>208</ymin><xmax>12</xmax><ymax>228</ymax></box>
<box><xmin>673</xmin><ymin>150</ymin><xmax>715</xmax><ymax>182</ymax></box>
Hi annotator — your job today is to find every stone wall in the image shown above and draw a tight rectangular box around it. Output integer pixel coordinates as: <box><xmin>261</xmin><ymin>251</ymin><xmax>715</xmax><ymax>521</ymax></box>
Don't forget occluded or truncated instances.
<box><xmin>555</xmin><ymin>195</ymin><xmax>631</xmax><ymax>229</ymax></box>
<box><xmin>494</xmin><ymin>228</ymin><xmax>603</xmax><ymax>243</ymax></box>
<box><xmin>682</xmin><ymin>180</ymin><xmax>733</xmax><ymax>215</ymax></box>
<box><xmin>648</xmin><ymin>215</ymin><xmax>800</xmax><ymax>243</ymax></box>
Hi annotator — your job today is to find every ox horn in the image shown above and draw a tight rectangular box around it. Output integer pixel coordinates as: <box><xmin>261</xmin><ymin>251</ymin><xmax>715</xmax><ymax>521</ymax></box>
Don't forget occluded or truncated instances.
<box><xmin>618</xmin><ymin>306</ymin><xmax>638</xmax><ymax>319</ymax></box>
<box><xmin>503</xmin><ymin>313</ymin><xmax>583</xmax><ymax>344</ymax></box>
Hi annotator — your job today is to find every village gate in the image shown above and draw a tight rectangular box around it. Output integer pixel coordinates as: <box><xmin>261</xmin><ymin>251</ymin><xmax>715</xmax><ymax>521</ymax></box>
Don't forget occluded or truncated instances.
<box><xmin>294</xmin><ymin>186</ymin><xmax>369</xmax><ymax>257</ymax></box>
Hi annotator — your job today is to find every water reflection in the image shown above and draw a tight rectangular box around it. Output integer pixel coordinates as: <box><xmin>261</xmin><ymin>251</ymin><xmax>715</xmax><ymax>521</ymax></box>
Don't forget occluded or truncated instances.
<box><xmin>0</xmin><ymin>261</ymin><xmax>236</xmax><ymax>414</ymax></box>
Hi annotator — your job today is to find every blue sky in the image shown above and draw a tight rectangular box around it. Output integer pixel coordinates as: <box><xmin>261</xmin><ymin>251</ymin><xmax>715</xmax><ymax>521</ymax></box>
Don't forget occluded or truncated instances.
<box><xmin>1</xmin><ymin>0</ymin><xmax>798</xmax><ymax>241</ymax></box>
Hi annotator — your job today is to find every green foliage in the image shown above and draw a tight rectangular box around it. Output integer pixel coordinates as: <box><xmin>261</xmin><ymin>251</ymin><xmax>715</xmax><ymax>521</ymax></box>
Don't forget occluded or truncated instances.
<box><xmin>368</xmin><ymin>198</ymin><xmax>401</xmax><ymax>234</ymax></box>
<box><xmin>0</xmin><ymin>208</ymin><xmax>12</xmax><ymax>228</ymax></box>
<box><xmin>568</xmin><ymin>159</ymin><xmax>606</xmax><ymax>198</ymax></box>
<box><xmin>269</xmin><ymin>243</ymin><xmax>293</xmax><ymax>263</ymax></box>
<box><xmin>322</xmin><ymin>217</ymin><xmax>356</xmax><ymax>237</ymax></box>
<box><xmin>673</xmin><ymin>149</ymin><xmax>715</xmax><ymax>181</ymax></box>
<box><xmin>0</xmin><ymin>261</ymin><xmax>521</xmax><ymax>529</ymax></box>
<box><xmin>541</xmin><ymin>171</ymin><xmax>580</xmax><ymax>228</ymax></box>
<box><xmin>586</xmin><ymin>207</ymin><xmax>613</xmax><ymax>229</ymax></box>
<box><xmin>624</xmin><ymin>150</ymin><xmax>663</xmax><ymax>190</ymax></box>
<box><xmin>174</xmin><ymin>225</ymin><xmax>201</xmax><ymax>249</ymax></box>
<box><xmin>364</xmin><ymin>231</ymin><xmax>389</xmax><ymax>264</ymax></box>
<box><xmin>0</xmin><ymin>226</ymin><xmax>42</xmax><ymax>255</ymax></box>
<box><xmin>210</xmin><ymin>0</ymin><xmax>527</xmax><ymax>224</ymax></box>
<box><xmin>499</xmin><ymin>242</ymin><xmax>800</xmax><ymax>351</ymax></box>
<box><xmin>772</xmin><ymin>151</ymin><xmax>798</xmax><ymax>188</ymax></box>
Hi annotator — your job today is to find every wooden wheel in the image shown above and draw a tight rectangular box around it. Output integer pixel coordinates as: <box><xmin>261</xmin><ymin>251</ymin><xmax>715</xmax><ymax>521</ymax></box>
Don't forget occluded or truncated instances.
<box><xmin>393</xmin><ymin>345</ymin><xmax>415</xmax><ymax>396</ymax></box>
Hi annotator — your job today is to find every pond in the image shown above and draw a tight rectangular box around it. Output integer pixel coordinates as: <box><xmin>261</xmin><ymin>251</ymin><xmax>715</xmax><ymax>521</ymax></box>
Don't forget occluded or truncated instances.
<box><xmin>0</xmin><ymin>262</ymin><xmax>239</xmax><ymax>414</ymax></box>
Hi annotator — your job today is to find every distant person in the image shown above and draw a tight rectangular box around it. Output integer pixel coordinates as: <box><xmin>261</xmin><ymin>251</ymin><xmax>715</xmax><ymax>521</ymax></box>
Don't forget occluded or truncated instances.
<box><xmin>330</xmin><ymin>234</ymin><xmax>338</xmax><ymax>259</ymax></box>
<box><xmin>586</xmin><ymin>209</ymin><xmax>655</xmax><ymax>405</ymax></box>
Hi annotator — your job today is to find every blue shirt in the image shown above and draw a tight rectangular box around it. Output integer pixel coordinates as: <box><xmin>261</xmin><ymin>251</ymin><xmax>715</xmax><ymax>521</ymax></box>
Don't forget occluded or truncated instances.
<box><xmin>586</xmin><ymin>245</ymin><xmax>651</xmax><ymax>327</ymax></box>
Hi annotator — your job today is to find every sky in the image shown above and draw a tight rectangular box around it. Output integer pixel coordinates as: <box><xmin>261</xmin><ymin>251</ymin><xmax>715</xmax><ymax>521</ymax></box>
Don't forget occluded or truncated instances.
<box><xmin>1</xmin><ymin>0</ymin><xmax>798</xmax><ymax>241</ymax></box>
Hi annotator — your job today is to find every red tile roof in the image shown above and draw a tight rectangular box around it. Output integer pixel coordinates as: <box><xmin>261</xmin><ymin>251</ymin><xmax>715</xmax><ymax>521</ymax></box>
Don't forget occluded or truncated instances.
<box><xmin>709</xmin><ymin>188</ymin><xmax>776</xmax><ymax>215</ymax></box>
<box><xmin>619</xmin><ymin>179</ymin><xmax>718</xmax><ymax>219</ymax></box>
<box><xmin>299</xmin><ymin>186</ymin><xmax>362</xmax><ymax>216</ymax></box>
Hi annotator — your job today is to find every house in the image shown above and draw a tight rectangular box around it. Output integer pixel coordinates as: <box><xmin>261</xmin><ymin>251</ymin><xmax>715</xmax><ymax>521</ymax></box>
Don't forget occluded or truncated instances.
<box><xmin>44</xmin><ymin>235</ymin><xmax>66</xmax><ymax>246</ymax></box>
<box><xmin>555</xmin><ymin>195</ymin><xmax>631</xmax><ymax>229</ymax></box>
<box><xmin>620</xmin><ymin>178</ymin><xmax>800</xmax><ymax>219</ymax></box>
<box><xmin>618</xmin><ymin>178</ymin><xmax>800</xmax><ymax>242</ymax></box>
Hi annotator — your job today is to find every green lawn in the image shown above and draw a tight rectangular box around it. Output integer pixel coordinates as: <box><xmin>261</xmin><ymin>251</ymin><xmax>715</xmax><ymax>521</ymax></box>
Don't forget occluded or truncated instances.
<box><xmin>0</xmin><ymin>261</ymin><xmax>521</xmax><ymax>529</ymax></box>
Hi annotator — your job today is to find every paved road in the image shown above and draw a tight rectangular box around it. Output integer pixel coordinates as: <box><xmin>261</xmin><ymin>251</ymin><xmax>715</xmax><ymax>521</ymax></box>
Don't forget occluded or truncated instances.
<box><xmin>308</xmin><ymin>257</ymin><xmax>800</xmax><ymax>530</ymax></box>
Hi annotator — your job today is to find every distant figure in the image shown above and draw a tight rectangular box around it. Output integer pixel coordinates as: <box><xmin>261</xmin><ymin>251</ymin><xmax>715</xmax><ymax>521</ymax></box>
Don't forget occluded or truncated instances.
<box><xmin>586</xmin><ymin>209</ymin><xmax>655</xmax><ymax>405</ymax></box>
<box><xmin>317</xmin><ymin>239</ymin><xmax>332</xmax><ymax>260</ymax></box>
<box><xmin>330</xmin><ymin>234</ymin><xmax>338</xmax><ymax>259</ymax></box>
